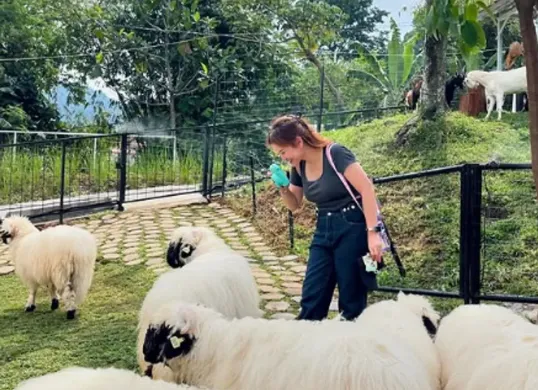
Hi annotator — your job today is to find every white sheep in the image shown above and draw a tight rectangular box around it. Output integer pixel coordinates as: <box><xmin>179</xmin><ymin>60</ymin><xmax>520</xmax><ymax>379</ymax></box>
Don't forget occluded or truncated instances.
<box><xmin>138</xmin><ymin>226</ymin><xmax>262</xmax><ymax>382</ymax></box>
<box><xmin>435</xmin><ymin>303</ymin><xmax>538</xmax><ymax>390</ymax></box>
<box><xmin>464</xmin><ymin>67</ymin><xmax>527</xmax><ymax>120</ymax></box>
<box><xmin>14</xmin><ymin>366</ymin><xmax>210</xmax><ymax>390</ymax></box>
<box><xmin>354</xmin><ymin>291</ymin><xmax>442</xmax><ymax>390</ymax></box>
<box><xmin>141</xmin><ymin>293</ymin><xmax>441</xmax><ymax>390</ymax></box>
<box><xmin>166</xmin><ymin>226</ymin><xmax>231</xmax><ymax>268</ymax></box>
<box><xmin>0</xmin><ymin>216</ymin><xmax>97</xmax><ymax>320</ymax></box>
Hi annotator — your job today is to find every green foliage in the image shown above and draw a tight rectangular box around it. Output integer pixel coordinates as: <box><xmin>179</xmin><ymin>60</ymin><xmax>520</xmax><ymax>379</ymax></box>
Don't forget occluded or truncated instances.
<box><xmin>351</xmin><ymin>19</ymin><xmax>420</xmax><ymax>106</ymax></box>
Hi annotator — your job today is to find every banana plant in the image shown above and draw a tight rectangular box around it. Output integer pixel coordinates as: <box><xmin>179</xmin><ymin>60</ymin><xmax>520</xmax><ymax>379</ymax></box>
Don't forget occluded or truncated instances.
<box><xmin>349</xmin><ymin>18</ymin><xmax>422</xmax><ymax>107</ymax></box>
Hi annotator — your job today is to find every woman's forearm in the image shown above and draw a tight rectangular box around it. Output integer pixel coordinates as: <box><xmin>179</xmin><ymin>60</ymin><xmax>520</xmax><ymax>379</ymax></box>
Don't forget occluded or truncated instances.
<box><xmin>360</xmin><ymin>183</ymin><xmax>379</xmax><ymax>229</ymax></box>
<box><xmin>279</xmin><ymin>186</ymin><xmax>300</xmax><ymax>211</ymax></box>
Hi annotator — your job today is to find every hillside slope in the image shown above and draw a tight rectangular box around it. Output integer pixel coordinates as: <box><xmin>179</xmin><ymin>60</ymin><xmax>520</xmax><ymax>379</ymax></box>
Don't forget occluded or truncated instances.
<box><xmin>222</xmin><ymin>112</ymin><xmax>538</xmax><ymax>310</ymax></box>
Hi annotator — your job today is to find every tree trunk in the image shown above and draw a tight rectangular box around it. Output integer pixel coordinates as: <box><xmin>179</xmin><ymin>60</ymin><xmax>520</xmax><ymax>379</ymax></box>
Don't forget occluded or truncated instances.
<box><xmin>420</xmin><ymin>34</ymin><xmax>447</xmax><ymax>119</ymax></box>
<box><xmin>395</xmin><ymin>24</ymin><xmax>447</xmax><ymax>146</ymax></box>
<box><xmin>515</xmin><ymin>0</ymin><xmax>538</xmax><ymax>197</ymax></box>
<box><xmin>164</xmin><ymin>34</ymin><xmax>176</xmax><ymax>131</ymax></box>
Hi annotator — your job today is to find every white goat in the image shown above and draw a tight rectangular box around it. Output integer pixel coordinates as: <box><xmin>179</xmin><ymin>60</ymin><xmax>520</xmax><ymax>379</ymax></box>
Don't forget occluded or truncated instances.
<box><xmin>14</xmin><ymin>366</ymin><xmax>210</xmax><ymax>390</ymax></box>
<box><xmin>166</xmin><ymin>226</ymin><xmax>230</xmax><ymax>268</ymax></box>
<box><xmin>464</xmin><ymin>66</ymin><xmax>527</xmax><ymax>120</ymax></box>
<box><xmin>0</xmin><ymin>216</ymin><xmax>97</xmax><ymax>319</ymax></box>
<box><xmin>139</xmin><ymin>226</ymin><xmax>262</xmax><ymax>382</ymax></box>
<box><xmin>141</xmin><ymin>295</ymin><xmax>441</xmax><ymax>390</ymax></box>
<box><xmin>435</xmin><ymin>303</ymin><xmax>538</xmax><ymax>390</ymax></box>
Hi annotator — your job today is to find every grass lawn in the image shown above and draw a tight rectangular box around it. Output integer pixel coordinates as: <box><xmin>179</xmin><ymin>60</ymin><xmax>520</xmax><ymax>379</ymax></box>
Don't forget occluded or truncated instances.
<box><xmin>0</xmin><ymin>262</ymin><xmax>156</xmax><ymax>390</ymax></box>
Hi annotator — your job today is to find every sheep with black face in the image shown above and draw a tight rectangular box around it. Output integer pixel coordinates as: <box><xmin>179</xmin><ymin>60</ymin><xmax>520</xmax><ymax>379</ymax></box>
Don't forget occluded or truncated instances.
<box><xmin>142</xmin><ymin>292</ymin><xmax>442</xmax><ymax>390</ymax></box>
<box><xmin>138</xmin><ymin>225</ymin><xmax>262</xmax><ymax>382</ymax></box>
<box><xmin>0</xmin><ymin>216</ymin><xmax>96</xmax><ymax>320</ymax></box>
<box><xmin>166</xmin><ymin>226</ymin><xmax>230</xmax><ymax>268</ymax></box>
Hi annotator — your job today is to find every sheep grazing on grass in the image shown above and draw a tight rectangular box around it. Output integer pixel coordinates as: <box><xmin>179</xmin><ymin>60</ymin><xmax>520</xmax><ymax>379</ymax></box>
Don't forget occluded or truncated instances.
<box><xmin>142</xmin><ymin>293</ymin><xmax>441</xmax><ymax>390</ymax></box>
<box><xmin>0</xmin><ymin>216</ymin><xmax>97</xmax><ymax>320</ymax></box>
<box><xmin>139</xmin><ymin>225</ymin><xmax>262</xmax><ymax>382</ymax></box>
<box><xmin>166</xmin><ymin>226</ymin><xmax>231</xmax><ymax>268</ymax></box>
<box><xmin>435</xmin><ymin>303</ymin><xmax>538</xmax><ymax>390</ymax></box>
<box><xmin>14</xmin><ymin>366</ymin><xmax>209</xmax><ymax>390</ymax></box>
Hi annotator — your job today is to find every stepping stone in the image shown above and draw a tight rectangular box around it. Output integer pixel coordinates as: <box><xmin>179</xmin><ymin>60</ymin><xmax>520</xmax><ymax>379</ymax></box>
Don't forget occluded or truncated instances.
<box><xmin>126</xmin><ymin>259</ymin><xmax>145</xmax><ymax>266</ymax></box>
<box><xmin>283</xmin><ymin>261</ymin><xmax>298</xmax><ymax>267</ymax></box>
<box><xmin>282</xmin><ymin>282</ymin><xmax>302</xmax><ymax>289</ymax></box>
<box><xmin>237</xmin><ymin>250</ymin><xmax>252</xmax><ymax>257</ymax></box>
<box><xmin>231</xmin><ymin>245</ymin><xmax>248</xmax><ymax>251</ymax></box>
<box><xmin>290</xmin><ymin>265</ymin><xmax>307</xmax><ymax>274</ymax></box>
<box><xmin>220</xmin><ymin>227</ymin><xmax>236</xmax><ymax>233</ymax></box>
<box><xmin>222</xmin><ymin>232</ymin><xmax>239</xmax><ymax>238</ymax></box>
<box><xmin>281</xmin><ymin>255</ymin><xmax>299</xmax><ymax>261</ymax></box>
<box><xmin>265</xmin><ymin>301</ymin><xmax>290</xmax><ymax>312</ymax></box>
<box><xmin>241</xmin><ymin>227</ymin><xmax>256</xmax><ymax>233</ymax></box>
<box><xmin>259</xmin><ymin>251</ymin><xmax>276</xmax><ymax>257</ymax></box>
<box><xmin>259</xmin><ymin>285</ymin><xmax>280</xmax><ymax>294</ymax></box>
<box><xmin>237</xmin><ymin>223</ymin><xmax>252</xmax><ymax>228</ymax></box>
<box><xmin>102</xmin><ymin>253</ymin><xmax>120</xmax><ymax>261</ymax></box>
<box><xmin>285</xmin><ymin>287</ymin><xmax>302</xmax><ymax>296</ymax></box>
<box><xmin>291</xmin><ymin>296</ymin><xmax>302</xmax><ymax>304</ymax></box>
<box><xmin>252</xmin><ymin>271</ymin><xmax>272</xmax><ymax>279</ymax></box>
<box><xmin>123</xmin><ymin>253</ymin><xmax>140</xmax><ymax>263</ymax></box>
<box><xmin>271</xmin><ymin>313</ymin><xmax>296</xmax><ymax>320</ymax></box>
<box><xmin>262</xmin><ymin>293</ymin><xmax>285</xmax><ymax>301</ymax></box>
<box><xmin>329</xmin><ymin>301</ymin><xmax>339</xmax><ymax>312</ymax></box>
<box><xmin>264</xmin><ymin>261</ymin><xmax>279</xmax><ymax>266</ymax></box>
<box><xmin>0</xmin><ymin>265</ymin><xmax>14</xmax><ymax>275</ymax></box>
<box><xmin>261</xmin><ymin>256</ymin><xmax>279</xmax><ymax>262</ymax></box>
<box><xmin>123</xmin><ymin>247</ymin><xmax>139</xmax><ymax>255</ymax></box>
<box><xmin>269</xmin><ymin>265</ymin><xmax>285</xmax><ymax>271</ymax></box>
<box><xmin>280</xmin><ymin>275</ymin><xmax>302</xmax><ymax>282</ymax></box>
<box><xmin>146</xmin><ymin>250</ymin><xmax>163</xmax><ymax>258</ymax></box>
<box><xmin>256</xmin><ymin>278</ymin><xmax>274</xmax><ymax>285</ymax></box>
<box><xmin>146</xmin><ymin>257</ymin><xmax>164</xmax><ymax>266</ymax></box>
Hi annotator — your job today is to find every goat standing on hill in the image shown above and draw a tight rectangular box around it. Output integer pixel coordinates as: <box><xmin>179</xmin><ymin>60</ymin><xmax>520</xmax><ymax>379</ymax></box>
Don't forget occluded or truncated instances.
<box><xmin>464</xmin><ymin>67</ymin><xmax>527</xmax><ymax>120</ymax></box>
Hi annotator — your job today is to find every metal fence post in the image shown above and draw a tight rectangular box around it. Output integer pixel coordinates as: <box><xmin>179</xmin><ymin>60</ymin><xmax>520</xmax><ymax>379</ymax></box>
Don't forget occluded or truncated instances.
<box><xmin>202</xmin><ymin>127</ymin><xmax>210</xmax><ymax>197</ymax></box>
<box><xmin>221</xmin><ymin>136</ymin><xmax>228</xmax><ymax>198</ymax></box>
<box><xmin>117</xmin><ymin>134</ymin><xmax>128</xmax><ymax>211</ymax></box>
<box><xmin>208</xmin><ymin>74</ymin><xmax>219</xmax><ymax>199</ymax></box>
<box><xmin>249</xmin><ymin>156</ymin><xmax>256</xmax><ymax>215</ymax></box>
<box><xmin>459</xmin><ymin>164</ymin><xmax>483</xmax><ymax>304</ymax></box>
<box><xmin>317</xmin><ymin>64</ymin><xmax>325</xmax><ymax>132</ymax></box>
<box><xmin>59</xmin><ymin>141</ymin><xmax>67</xmax><ymax>224</ymax></box>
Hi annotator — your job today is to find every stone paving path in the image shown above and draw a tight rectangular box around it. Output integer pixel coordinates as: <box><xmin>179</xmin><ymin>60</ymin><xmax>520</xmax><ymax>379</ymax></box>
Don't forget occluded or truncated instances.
<box><xmin>0</xmin><ymin>202</ymin><xmax>341</xmax><ymax>319</ymax></box>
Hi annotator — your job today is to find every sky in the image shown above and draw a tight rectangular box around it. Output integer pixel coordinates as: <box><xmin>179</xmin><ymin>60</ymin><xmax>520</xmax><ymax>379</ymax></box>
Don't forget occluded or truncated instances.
<box><xmin>374</xmin><ymin>0</ymin><xmax>423</xmax><ymax>36</ymax></box>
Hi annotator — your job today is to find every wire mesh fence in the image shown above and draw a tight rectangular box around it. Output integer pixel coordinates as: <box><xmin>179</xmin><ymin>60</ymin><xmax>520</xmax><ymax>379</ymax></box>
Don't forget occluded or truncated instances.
<box><xmin>481</xmin><ymin>167</ymin><xmax>538</xmax><ymax>299</ymax></box>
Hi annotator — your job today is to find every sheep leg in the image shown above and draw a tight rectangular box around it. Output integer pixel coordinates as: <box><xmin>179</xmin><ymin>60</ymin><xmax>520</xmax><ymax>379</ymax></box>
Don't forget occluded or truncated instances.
<box><xmin>25</xmin><ymin>286</ymin><xmax>38</xmax><ymax>312</ymax></box>
<box><xmin>61</xmin><ymin>282</ymin><xmax>77</xmax><ymax>320</ymax></box>
<box><xmin>485</xmin><ymin>96</ymin><xmax>494</xmax><ymax>120</ymax></box>
<box><xmin>496</xmin><ymin>93</ymin><xmax>504</xmax><ymax>120</ymax></box>
<box><xmin>49</xmin><ymin>286</ymin><xmax>59</xmax><ymax>311</ymax></box>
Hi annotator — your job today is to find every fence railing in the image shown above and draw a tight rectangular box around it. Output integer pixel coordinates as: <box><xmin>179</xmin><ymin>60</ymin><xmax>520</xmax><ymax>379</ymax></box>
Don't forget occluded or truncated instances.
<box><xmin>232</xmin><ymin>161</ymin><xmax>538</xmax><ymax>306</ymax></box>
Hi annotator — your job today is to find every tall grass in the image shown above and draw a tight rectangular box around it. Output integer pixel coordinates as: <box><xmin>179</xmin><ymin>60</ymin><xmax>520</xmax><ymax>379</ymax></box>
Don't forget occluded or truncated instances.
<box><xmin>0</xmin><ymin>138</ymin><xmax>223</xmax><ymax>205</ymax></box>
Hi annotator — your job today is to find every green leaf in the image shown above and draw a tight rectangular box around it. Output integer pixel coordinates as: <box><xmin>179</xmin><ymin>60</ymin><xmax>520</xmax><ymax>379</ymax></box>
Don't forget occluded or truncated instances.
<box><xmin>94</xmin><ymin>29</ymin><xmax>105</xmax><ymax>41</ymax></box>
<box><xmin>464</xmin><ymin>3</ymin><xmax>478</xmax><ymax>21</ymax></box>
<box><xmin>476</xmin><ymin>1</ymin><xmax>496</xmax><ymax>22</ymax></box>
<box><xmin>95</xmin><ymin>51</ymin><xmax>104</xmax><ymax>64</ymax></box>
<box><xmin>387</xmin><ymin>18</ymin><xmax>402</xmax><ymax>89</ymax></box>
<box><xmin>402</xmin><ymin>34</ymin><xmax>418</xmax><ymax>85</ymax></box>
<box><xmin>199</xmin><ymin>79</ymin><xmax>209</xmax><ymax>89</ymax></box>
<box><xmin>201</xmin><ymin>62</ymin><xmax>208</xmax><ymax>75</ymax></box>
<box><xmin>461</xmin><ymin>20</ymin><xmax>478</xmax><ymax>47</ymax></box>
<box><xmin>193</xmin><ymin>11</ymin><xmax>200</xmax><ymax>22</ymax></box>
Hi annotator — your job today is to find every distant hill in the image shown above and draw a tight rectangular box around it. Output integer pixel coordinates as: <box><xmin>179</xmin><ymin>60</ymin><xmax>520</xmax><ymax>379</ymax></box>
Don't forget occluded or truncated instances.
<box><xmin>50</xmin><ymin>85</ymin><xmax>123</xmax><ymax>124</ymax></box>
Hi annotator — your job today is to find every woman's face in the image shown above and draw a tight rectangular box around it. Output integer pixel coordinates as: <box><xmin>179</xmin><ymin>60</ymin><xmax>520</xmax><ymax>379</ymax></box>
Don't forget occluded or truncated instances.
<box><xmin>270</xmin><ymin>137</ymin><xmax>304</xmax><ymax>167</ymax></box>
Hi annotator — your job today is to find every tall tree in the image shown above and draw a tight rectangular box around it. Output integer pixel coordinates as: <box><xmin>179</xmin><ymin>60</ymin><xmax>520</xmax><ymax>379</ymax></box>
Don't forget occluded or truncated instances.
<box><xmin>514</xmin><ymin>0</ymin><xmax>538</xmax><ymax>197</ymax></box>
<box><xmin>325</xmin><ymin>0</ymin><xmax>388</xmax><ymax>53</ymax></box>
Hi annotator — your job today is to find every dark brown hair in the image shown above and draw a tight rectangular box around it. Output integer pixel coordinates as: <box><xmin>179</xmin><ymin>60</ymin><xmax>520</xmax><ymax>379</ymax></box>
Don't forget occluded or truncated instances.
<box><xmin>266</xmin><ymin>115</ymin><xmax>331</xmax><ymax>148</ymax></box>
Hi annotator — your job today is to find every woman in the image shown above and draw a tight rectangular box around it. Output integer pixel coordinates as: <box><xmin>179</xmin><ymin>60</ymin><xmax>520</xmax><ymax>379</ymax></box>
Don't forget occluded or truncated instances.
<box><xmin>266</xmin><ymin>115</ymin><xmax>383</xmax><ymax>321</ymax></box>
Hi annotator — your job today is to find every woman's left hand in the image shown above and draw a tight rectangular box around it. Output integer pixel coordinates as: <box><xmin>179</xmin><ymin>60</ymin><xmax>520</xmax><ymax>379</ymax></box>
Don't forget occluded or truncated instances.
<box><xmin>367</xmin><ymin>231</ymin><xmax>383</xmax><ymax>263</ymax></box>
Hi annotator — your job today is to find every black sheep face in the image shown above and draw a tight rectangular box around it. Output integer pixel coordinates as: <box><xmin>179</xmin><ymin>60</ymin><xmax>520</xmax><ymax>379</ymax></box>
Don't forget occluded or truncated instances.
<box><xmin>166</xmin><ymin>238</ymin><xmax>196</xmax><ymax>268</ymax></box>
<box><xmin>143</xmin><ymin>323</ymin><xmax>196</xmax><ymax>365</ymax></box>
<box><xmin>0</xmin><ymin>219</ymin><xmax>13</xmax><ymax>244</ymax></box>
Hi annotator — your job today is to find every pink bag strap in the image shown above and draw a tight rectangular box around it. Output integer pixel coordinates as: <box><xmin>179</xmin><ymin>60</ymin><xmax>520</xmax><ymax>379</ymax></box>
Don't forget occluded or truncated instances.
<box><xmin>325</xmin><ymin>143</ymin><xmax>364</xmax><ymax>213</ymax></box>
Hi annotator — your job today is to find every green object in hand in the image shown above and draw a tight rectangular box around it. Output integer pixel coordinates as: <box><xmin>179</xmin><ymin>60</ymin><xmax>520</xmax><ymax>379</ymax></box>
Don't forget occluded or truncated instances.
<box><xmin>269</xmin><ymin>163</ymin><xmax>290</xmax><ymax>187</ymax></box>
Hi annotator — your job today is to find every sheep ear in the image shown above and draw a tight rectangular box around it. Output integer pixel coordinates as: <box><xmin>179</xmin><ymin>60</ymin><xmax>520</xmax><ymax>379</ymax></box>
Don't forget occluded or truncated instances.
<box><xmin>422</xmin><ymin>315</ymin><xmax>437</xmax><ymax>337</ymax></box>
<box><xmin>166</xmin><ymin>240</ymin><xmax>181</xmax><ymax>268</ymax></box>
